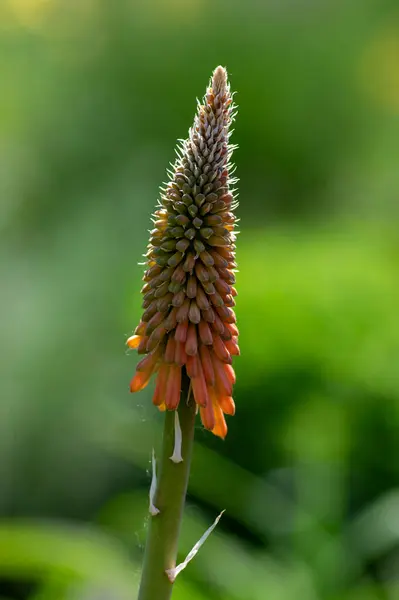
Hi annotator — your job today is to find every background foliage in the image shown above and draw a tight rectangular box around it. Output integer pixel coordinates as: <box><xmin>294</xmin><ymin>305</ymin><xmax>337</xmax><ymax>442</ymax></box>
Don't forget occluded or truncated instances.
<box><xmin>1</xmin><ymin>1</ymin><xmax>399</xmax><ymax>598</ymax></box>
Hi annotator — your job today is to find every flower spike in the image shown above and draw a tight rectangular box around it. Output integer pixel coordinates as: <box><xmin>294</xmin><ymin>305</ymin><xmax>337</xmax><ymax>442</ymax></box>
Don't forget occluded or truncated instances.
<box><xmin>128</xmin><ymin>66</ymin><xmax>239</xmax><ymax>437</ymax></box>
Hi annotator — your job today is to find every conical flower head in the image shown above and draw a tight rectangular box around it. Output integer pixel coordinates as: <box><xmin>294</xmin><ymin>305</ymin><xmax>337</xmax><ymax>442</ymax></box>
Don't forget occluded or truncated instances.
<box><xmin>127</xmin><ymin>66</ymin><xmax>239</xmax><ymax>438</ymax></box>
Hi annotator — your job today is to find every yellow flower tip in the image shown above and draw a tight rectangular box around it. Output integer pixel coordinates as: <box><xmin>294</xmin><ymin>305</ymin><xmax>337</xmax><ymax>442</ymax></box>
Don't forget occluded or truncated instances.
<box><xmin>127</xmin><ymin>334</ymin><xmax>141</xmax><ymax>349</ymax></box>
<box><xmin>212</xmin><ymin>65</ymin><xmax>228</xmax><ymax>96</ymax></box>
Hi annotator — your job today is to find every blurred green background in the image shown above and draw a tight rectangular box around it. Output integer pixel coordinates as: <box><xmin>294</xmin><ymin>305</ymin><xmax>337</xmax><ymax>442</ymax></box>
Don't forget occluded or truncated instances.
<box><xmin>1</xmin><ymin>0</ymin><xmax>399</xmax><ymax>598</ymax></box>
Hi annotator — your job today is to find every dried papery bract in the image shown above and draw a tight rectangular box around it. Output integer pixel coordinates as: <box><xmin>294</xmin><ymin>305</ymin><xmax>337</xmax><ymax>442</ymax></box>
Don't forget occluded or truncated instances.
<box><xmin>128</xmin><ymin>66</ymin><xmax>239</xmax><ymax>437</ymax></box>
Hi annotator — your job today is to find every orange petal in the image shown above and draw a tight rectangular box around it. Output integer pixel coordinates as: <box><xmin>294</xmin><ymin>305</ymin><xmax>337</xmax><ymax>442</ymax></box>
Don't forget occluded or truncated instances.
<box><xmin>220</xmin><ymin>324</ymin><xmax>233</xmax><ymax>340</ymax></box>
<box><xmin>200</xmin><ymin>399</ymin><xmax>215</xmax><ymax>431</ymax></box>
<box><xmin>175</xmin><ymin>321</ymin><xmax>188</xmax><ymax>343</ymax></box>
<box><xmin>138</xmin><ymin>336</ymin><xmax>149</xmax><ymax>354</ymax></box>
<box><xmin>135</xmin><ymin>321</ymin><xmax>147</xmax><ymax>336</ymax></box>
<box><xmin>185</xmin><ymin>323</ymin><xmax>198</xmax><ymax>356</ymax></box>
<box><xmin>136</xmin><ymin>346</ymin><xmax>161</xmax><ymax>373</ymax></box>
<box><xmin>212</xmin><ymin>335</ymin><xmax>231</xmax><ymax>363</ymax></box>
<box><xmin>219</xmin><ymin>395</ymin><xmax>235</xmax><ymax>416</ymax></box>
<box><xmin>126</xmin><ymin>335</ymin><xmax>141</xmax><ymax>349</ymax></box>
<box><xmin>146</xmin><ymin>325</ymin><xmax>166</xmax><ymax>352</ymax></box>
<box><xmin>199</xmin><ymin>344</ymin><xmax>215</xmax><ymax>385</ymax></box>
<box><xmin>174</xmin><ymin>341</ymin><xmax>187</xmax><ymax>366</ymax></box>
<box><xmin>225</xmin><ymin>322</ymin><xmax>239</xmax><ymax>336</ymax></box>
<box><xmin>153</xmin><ymin>363</ymin><xmax>169</xmax><ymax>406</ymax></box>
<box><xmin>213</xmin><ymin>355</ymin><xmax>233</xmax><ymax>397</ymax></box>
<box><xmin>186</xmin><ymin>354</ymin><xmax>199</xmax><ymax>378</ymax></box>
<box><xmin>165</xmin><ymin>364</ymin><xmax>182</xmax><ymax>410</ymax></box>
<box><xmin>224</xmin><ymin>338</ymin><xmax>240</xmax><ymax>356</ymax></box>
<box><xmin>214</xmin><ymin>277</ymin><xmax>231</xmax><ymax>295</ymax></box>
<box><xmin>212</xmin><ymin>402</ymin><xmax>228</xmax><ymax>439</ymax></box>
<box><xmin>211</xmin><ymin>312</ymin><xmax>225</xmax><ymax>335</ymax></box>
<box><xmin>191</xmin><ymin>360</ymin><xmax>209</xmax><ymax>408</ymax></box>
<box><xmin>224</xmin><ymin>363</ymin><xmax>236</xmax><ymax>385</ymax></box>
<box><xmin>223</xmin><ymin>294</ymin><xmax>235</xmax><ymax>308</ymax></box>
<box><xmin>164</xmin><ymin>336</ymin><xmax>176</xmax><ymax>364</ymax></box>
<box><xmin>130</xmin><ymin>370</ymin><xmax>152</xmax><ymax>393</ymax></box>
<box><xmin>198</xmin><ymin>321</ymin><xmax>213</xmax><ymax>345</ymax></box>
<box><xmin>216</xmin><ymin>305</ymin><xmax>236</xmax><ymax>323</ymax></box>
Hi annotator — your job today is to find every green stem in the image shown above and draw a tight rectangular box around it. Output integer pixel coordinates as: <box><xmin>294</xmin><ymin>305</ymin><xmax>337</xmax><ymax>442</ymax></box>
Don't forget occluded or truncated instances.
<box><xmin>138</xmin><ymin>376</ymin><xmax>196</xmax><ymax>600</ymax></box>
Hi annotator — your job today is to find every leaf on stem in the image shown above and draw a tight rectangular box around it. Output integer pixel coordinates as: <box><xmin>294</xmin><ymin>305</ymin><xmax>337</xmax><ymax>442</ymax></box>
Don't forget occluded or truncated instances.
<box><xmin>165</xmin><ymin>510</ymin><xmax>225</xmax><ymax>582</ymax></box>
<box><xmin>169</xmin><ymin>411</ymin><xmax>184</xmax><ymax>463</ymax></box>
<box><xmin>149</xmin><ymin>449</ymin><xmax>160</xmax><ymax>516</ymax></box>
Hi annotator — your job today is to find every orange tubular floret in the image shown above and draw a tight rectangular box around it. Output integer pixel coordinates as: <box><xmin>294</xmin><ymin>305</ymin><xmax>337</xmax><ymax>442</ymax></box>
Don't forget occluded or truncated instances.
<box><xmin>130</xmin><ymin>346</ymin><xmax>162</xmax><ymax>392</ymax></box>
<box><xmin>153</xmin><ymin>363</ymin><xmax>170</xmax><ymax>406</ymax></box>
<box><xmin>186</xmin><ymin>354</ymin><xmax>199</xmax><ymax>378</ymax></box>
<box><xmin>200</xmin><ymin>397</ymin><xmax>215</xmax><ymax>431</ymax></box>
<box><xmin>126</xmin><ymin>335</ymin><xmax>141</xmax><ymax>349</ymax></box>
<box><xmin>191</xmin><ymin>358</ymin><xmax>209</xmax><ymax>408</ymax></box>
<box><xmin>135</xmin><ymin>321</ymin><xmax>147</xmax><ymax>335</ymax></box>
<box><xmin>174</xmin><ymin>341</ymin><xmax>187</xmax><ymax>366</ymax></box>
<box><xmin>212</xmin><ymin>401</ymin><xmax>228</xmax><ymax>439</ymax></box>
<box><xmin>146</xmin><ymin>325</ymin><xmax>167</xmax><ymax>352</ymax></box>
<box><xmin>213</xmin><ymin>355</ymin><xmax>233</xmax><ymax>397</ymax></box>
<box><xmin>225</xmin><ymin>322</ymin><xmax>238</xmax><ymax>336</ymax></box>
<box><xmin>185</xmin><ymin>323</ymin><xmax>198</xmax><ymax>356</ymax></box>
<box><xmin>223</xmin><ymin>363</ymin><xmax>236</xmax><ymax>385</ymax></box>
<box><xmin>164</xmin><ymin>336</ymin><xmax>176</xmax><ymax>364</ymax></box>
<box><xmin>213</xmin><ymin>334</ymin><xmax>231</xmax><ymax>363</ymax></box>
<box><xmin>211</xmin><ymin>313</ymin><xmax>225</xmax><ymax>335</ymax></box>
<box><xmin>137</xmin><ymin>336</ymin><xmax>149</xmax><ymax>354</ymax></box>
<box><xmin>199</xmin><ymin>344</ymin><xmax>215</xmax><ymax>385</ymax></box>
<box><xmin>224</xmin><ymin>338</ymin><xmax>240</xmax><ymax>356</ymax></box>
<box><xmin>136</xmin><ymin>346</ymin><xmax>161</xmax><ymax>373</ymax></box>
<box><xmin>219</xmin><ymin>395</ymin><xmax>236</xmax><ymax>416</ymax></box>
<box><xmin>165</xmin><ymin>364</ymin><xmax>182</xmax><ymax>410</ymax></box>
<box><xmin>175</xmin><ymin>322</ymin><xmax>188</xmax><ymax>343</ymax></box>
<box><xmin>198</xmin><ymin>320</ymin><xmax>213</xmax><ymax>345</ymax></box>
<box><xmin>130</xmin><ymin>370</ymin><xmax>152</xmax><ymax>393</ymax></box>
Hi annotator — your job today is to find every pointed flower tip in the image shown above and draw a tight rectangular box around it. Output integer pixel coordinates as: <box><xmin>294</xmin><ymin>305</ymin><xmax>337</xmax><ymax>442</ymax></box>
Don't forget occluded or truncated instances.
<box><xmin>212</xmin><ymin>66</ymin><xmax>228</xmax><ymax>95</ymax></box>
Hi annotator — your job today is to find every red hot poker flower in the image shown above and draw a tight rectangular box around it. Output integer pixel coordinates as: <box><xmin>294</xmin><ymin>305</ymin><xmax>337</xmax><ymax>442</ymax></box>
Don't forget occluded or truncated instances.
<box><xmin>127</xmin><ymin>66</ymin><xmax>239</xmax><ymax>438</ymax></box>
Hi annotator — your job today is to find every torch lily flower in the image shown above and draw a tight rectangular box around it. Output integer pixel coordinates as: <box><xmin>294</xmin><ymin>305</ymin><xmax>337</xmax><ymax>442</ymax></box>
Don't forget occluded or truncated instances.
<box><xmin>128</xmin><ymin>66</ymin><xmax>239</xmax><ymax>438</ymax></box>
